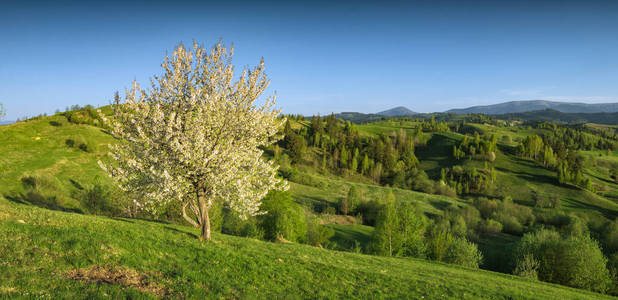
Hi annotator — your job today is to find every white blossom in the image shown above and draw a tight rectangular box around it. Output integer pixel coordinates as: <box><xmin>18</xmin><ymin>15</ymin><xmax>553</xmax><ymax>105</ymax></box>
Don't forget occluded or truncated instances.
<box><xmin>99</xmin><ymin>42</ymin><xmax>287</xmax><ymax>240</ymax></box>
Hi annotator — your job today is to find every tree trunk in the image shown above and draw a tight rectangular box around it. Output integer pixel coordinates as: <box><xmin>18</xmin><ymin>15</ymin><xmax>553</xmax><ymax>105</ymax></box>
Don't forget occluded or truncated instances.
<box><xmin>196</xmin><ymin>181</ymin><xmax>211</xmax><ymax>241</ymax></box>
<box><xmin>200</xmin><ymin>209</ymin><xmax>211</xmax><ymax>241</ymax></box>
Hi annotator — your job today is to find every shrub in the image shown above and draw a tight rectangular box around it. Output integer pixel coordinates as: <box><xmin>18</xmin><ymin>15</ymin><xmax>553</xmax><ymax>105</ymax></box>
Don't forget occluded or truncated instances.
<box><xmin>535</xmin><ymin>210</ymin><xmax>571</xmax><ymax>227</ymax></box>
<box><xmin>474</xmin><ymin>197</ymin><xmax>498</xmax><ymax>219</ymax></box>
<box><xmin>258</xmin><ymin>190</ymin><xmax>307</xmax><ymax>242</ymax></box>
<box><xmin>479</xmin><ymin>219</ymin><xmax>502</xmax><ymax>234</ymax></box>
<box><xmin>323</xmin><ymin>206</ymin><xmax>336</xmax><ymax>215</ymax></box>
<box><xmin>304</xmin><ymin>216</ymin><xmax>335</xmax><ymax>247</ymax></box>
<box><xmin>444</xmin><ymin>205</ymin><xmax>481</xmax><ymax>234</ymax></box>
<box><xmin>425</xmin><ymin>221</ymin><xmax>454</xmax><ymax>261</ymax></box>
<box><xmin>494</xmin><ymin>213</ymin><xmax>523</xmax><ymax>235</ymax></box>
<box><xmin>513</xmin><ymin>254</ymin><xmax>539</xmax><ymax>280</ymax></box>
<box><xmin>514</xmin><ymin>229</ymin><xmax>611</xmax><ymax>293</ymax></box>
<box><xmin>562</xmin><ymin>215</ymin><xmax>589</xmax><ymax>237</ymax></box>
<box><xmin>65</xmin><ymin>139</ymin><xmax>75</xmax><ymax>147</ymax></box>
<box><xmin>80</xmin><ymin>181</ymin><xmax>120</xmax><ymax>216</ymax></box>
<box><xmin>604</xmin><ymin>221</ymin><xmax>618</xmax><ymax>253</ymax></box>
<box><xmin>450</xmin><ymin>215</ymin><xmax>468</xmax><ymax>238</ymax></box>
<box><xmin>443</xmin><ymin>237</ymin><xmax>483</xmax><ymax>268</ymax></box>
<box><xmin>222</xmin><ymin>209</ymin><xmax>262</xmax><ymax>239</ymax></box>
<box><xmin>20</xmin><ymin>174</ymin><xmax>58</xmax><ymax>191</ymax></box>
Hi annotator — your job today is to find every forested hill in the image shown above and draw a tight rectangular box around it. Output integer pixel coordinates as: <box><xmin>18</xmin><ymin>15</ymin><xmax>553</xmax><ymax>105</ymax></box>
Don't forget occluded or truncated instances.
<box><xmin>446</xmin><ymin>100</ymin><xmax>618</xmax><ymax>114</ymax></box>
<box><xmin>496</xmin><ymin>109</ymin><xmax>618</xmax><ymax>125</ymax></box>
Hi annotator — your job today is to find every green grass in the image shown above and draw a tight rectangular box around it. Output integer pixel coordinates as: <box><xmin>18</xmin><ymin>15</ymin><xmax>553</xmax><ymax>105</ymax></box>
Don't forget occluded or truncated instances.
<box><xmin>0</xmin><ymin>114</ymin><xmax>115</xmax><ymax>211</ymax></box>
<box><xmin>3</xmin><ymin>113</ymin><xmax>618</xmax><ymax>298</ymax></box>
<box><xmin>0</xmin><ymin>200</ymin><xmax>611</xmax><ymax>299</ymax></box>
<box><xmin>289</xmin><ymin>174</ymin><xmax>462</xmax><ymax>217</ymax></box>
<box><xmin>326</xmin><ymin>224</ymin><xmax>374</xmax><ymax>252</ymax></box>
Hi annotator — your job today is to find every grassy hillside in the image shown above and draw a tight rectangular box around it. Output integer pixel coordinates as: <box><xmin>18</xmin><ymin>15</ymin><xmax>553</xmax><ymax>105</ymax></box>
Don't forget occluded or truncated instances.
<box><xmin>0</xmin><ymin>114</ymin><xmax>116</xmax><ymax>212</ymax></box>
<box><xmin>362</xmin><ymin>122</ymin><xmax>618</xmax><ymax>219</ymax></box>
<box><xmin>4</xmin><ymin>112</ymin><xmax>618</xmax><ymax>297</ymax></box>
<box><xmin>0</xmin><ymin>199</ymin><xmax>610</xmax><ymax>299</ymax></box>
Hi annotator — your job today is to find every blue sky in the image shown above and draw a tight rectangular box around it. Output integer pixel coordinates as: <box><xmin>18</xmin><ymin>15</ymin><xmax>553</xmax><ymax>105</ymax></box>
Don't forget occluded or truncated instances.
<box><xmin>2</xmin><ymin>0</ymin><xmax>618</xmax><ymax>120</ymax></box>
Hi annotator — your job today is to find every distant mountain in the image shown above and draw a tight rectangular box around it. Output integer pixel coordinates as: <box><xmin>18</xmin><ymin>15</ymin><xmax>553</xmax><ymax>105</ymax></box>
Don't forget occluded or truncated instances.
<box><xmin>0</xmin><ymin>121</ymin><xmax>14</xmax><ymax>125</ymax></box>
<box><xmin>446</xmin><ymin>100</ymin><xmax>618</xmax><ymax>115</ymax></box>
<box><xmin>495</xmin><ymin>109</ymin><xmax>618</xmax><ymax>125</ymax></box>
<box><xmin>377</xmin><ymin>106</ymin><xmax>417</xmax><ymax>117</ymax></box>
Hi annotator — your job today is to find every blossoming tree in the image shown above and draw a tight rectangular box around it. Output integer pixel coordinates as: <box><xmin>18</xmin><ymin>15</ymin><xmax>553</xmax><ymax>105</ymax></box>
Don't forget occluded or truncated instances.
<box><xmin>100</xmin><ymin>42</ymin><xmax>287</xmax><ymax>241</ymax></box>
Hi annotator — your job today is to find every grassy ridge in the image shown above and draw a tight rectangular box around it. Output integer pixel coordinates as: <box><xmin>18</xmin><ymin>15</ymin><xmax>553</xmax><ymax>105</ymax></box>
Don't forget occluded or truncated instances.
<box><xmin>0</xmin><ymin>114</ymin><xmax>115</xmax><ymax>210</ymax></box>
<box><xmin>0</xmin><ymin>200</ymin><xmax>610</xmax><ymax>299</ymax></box>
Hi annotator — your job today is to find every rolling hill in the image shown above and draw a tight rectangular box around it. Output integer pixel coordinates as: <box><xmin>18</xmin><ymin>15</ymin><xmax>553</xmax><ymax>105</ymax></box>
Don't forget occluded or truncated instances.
<box><xmin>447</xmin><ymin>100</ymin><xmax>618</xmax><ymax>115</ymax></box>
<box><xmin>2</xmin><ymin>110</ymin><xmax>618</xmax><ymax>298</ymax></box>
<box><xmin>496</xmin><ymin>109</ymin><xmax>618</xmax><ymax>125</ymax></box>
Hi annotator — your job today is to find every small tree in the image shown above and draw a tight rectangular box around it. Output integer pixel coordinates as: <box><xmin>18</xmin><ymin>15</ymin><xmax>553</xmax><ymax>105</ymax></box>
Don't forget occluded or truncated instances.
<box><xmin>370</xmin><ymin>193</ymin><xmax>426</xmax><ymax>257</ymax></box>
<box><xmin>443</xmin><ymin>237</ymin><xmax>482</xmax><ymax>268</ymax></box>
<box><xmin>371</xmin><ymin>199</ymin><xmax>400</xmax><ymax>256</ymax></box>
<box><xmin>100</xmin><ymin>42</ymin><xmax>286</xmax><ymax>241</ymax></box>
<box><xmin>339</xmin><ymin>186</ymin><xmax>361</xmax><ymax>215</ymax></box>
<box><xmin>259</xmin><ymin>190</ymin><xmax>306</xmax><ymax>242</ymax></box>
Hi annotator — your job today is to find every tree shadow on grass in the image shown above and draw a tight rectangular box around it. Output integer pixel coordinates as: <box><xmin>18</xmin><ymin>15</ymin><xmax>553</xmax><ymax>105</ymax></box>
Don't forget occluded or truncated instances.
<box><xmin>164</xmin><ymin>226</ymin><xmax>198</xmax><ymax>239</ymax></box>
<box><xmin>495</xmin><ymin>166</ymin><xmax>561</xmax><ymax>187</ymax></box>
<box><xmin>4</xmin><ymin>191</ymin><xmax>84</xmax><ymax>214</ymax></box>
<box><xmin>416</xmin><ymin>134</ymin><xmax>459</xmax><ymax>178</ymax></box>
<box><xmin>294</xmin><ymin>194</ymin><xmax>337</xmax><ymax>213</ymax></box>
<box><xmin>588</xmin><ymin>173</ymin><xmax>617</xmax><ymax>185</ymax></box>
<box><xmin>563</xmin><ymin>198</ymin><xmax>618</xmax><ymax>219</ymax></box>
<box><xmin>428</xmin><ymin>199</ymin><xmax>456</xmax><ymax>211</ymax></box>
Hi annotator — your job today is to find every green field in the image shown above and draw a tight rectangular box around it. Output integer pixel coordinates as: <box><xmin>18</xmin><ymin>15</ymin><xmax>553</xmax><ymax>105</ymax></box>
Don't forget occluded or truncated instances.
<box><xmin>0</xmin><ymin>200</ymin><xmax>610</xmax><ymax>299</ymax></box>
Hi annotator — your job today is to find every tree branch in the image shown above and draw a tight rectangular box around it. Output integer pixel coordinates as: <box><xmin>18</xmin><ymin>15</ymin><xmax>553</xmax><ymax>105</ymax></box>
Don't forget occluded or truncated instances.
<box><xmin>182</xmin><ymin>202</ymin><xmax>199</xmax><ymax>228</ymax></box>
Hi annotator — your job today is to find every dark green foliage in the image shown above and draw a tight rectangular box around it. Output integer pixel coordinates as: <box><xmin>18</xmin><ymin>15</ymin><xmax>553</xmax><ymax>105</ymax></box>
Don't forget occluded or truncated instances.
<box><xmin>472</xmin><ymin>196</ymin><xmax>534</xmax><ymax>236</ymax></box>
<box><xmin>79</xmin><ymin>181</ymin><xmax>119</xmax><ymax>216</ymax></box>
<box><xmin>514</xmin><ymin>229</ymin><xmax>611</xmax><ymax>293</ymax></box>
<box><xmin>355</xmin><ymin>199</ymin><xmax>383</xmax><ymax>226</ymax></box>
<box><xmin>283</xmin><ymin>130</ymin><xmax>306</xmax><ymax>163</ymax></box>
<box><xmin>63</xmin><ymin>105</ymin><xmax>106</xmax><ymax>128</ymax></box>
<box><xmin>478</xmin><ymin>219</ymin><xmax>503</xmax><ymax>234</ymax></box>
<box><xmin>221</xmin><ymin>208</ymin><xmax>260</xmax><ymax>238</ymax></box>
<box><xmin>442</xmin><ymin>166</ymin><xmax>492</xmax><ymax>194</ymax></box>
<box><xmin>304</xmin><ymin>216</ymin><xmax>335</xmax><ymax>247</ymax></box>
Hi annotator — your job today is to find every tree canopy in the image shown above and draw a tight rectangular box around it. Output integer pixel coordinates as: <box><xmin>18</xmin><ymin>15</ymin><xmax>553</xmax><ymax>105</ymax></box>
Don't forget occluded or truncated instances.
<box><xmin>100</xmin><ymin>42</ymin><xmax>286</xmax><ymax>240</ymax></box>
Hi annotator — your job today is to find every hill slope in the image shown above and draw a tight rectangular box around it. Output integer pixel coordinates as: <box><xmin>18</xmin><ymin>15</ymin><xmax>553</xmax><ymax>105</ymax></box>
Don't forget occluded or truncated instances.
<box><xmin>447</xmin><ymin>100</ymin><xmax>618</xmax><ymax>114</ymax></box>
<box><xmin>0</xmin><ymin>200</ymin><xmax>610</xmax><ymax>299</ymax></box>
<box><xmin>2</xmin><ymin>112</ymin><xmax>618</xmax><ymax>298</ymax></box>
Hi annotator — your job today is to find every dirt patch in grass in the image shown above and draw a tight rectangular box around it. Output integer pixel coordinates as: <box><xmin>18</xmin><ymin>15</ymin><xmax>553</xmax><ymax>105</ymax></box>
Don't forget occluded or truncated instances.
<box><xmin>66</xmin><ymin>265</ymin><xmax>168</xmax><ymax>297</ymax></box>
<box><xmin>318</xmin><ymin>214</ymin><xmax>359</xmax><ymax>225</ymax></box>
